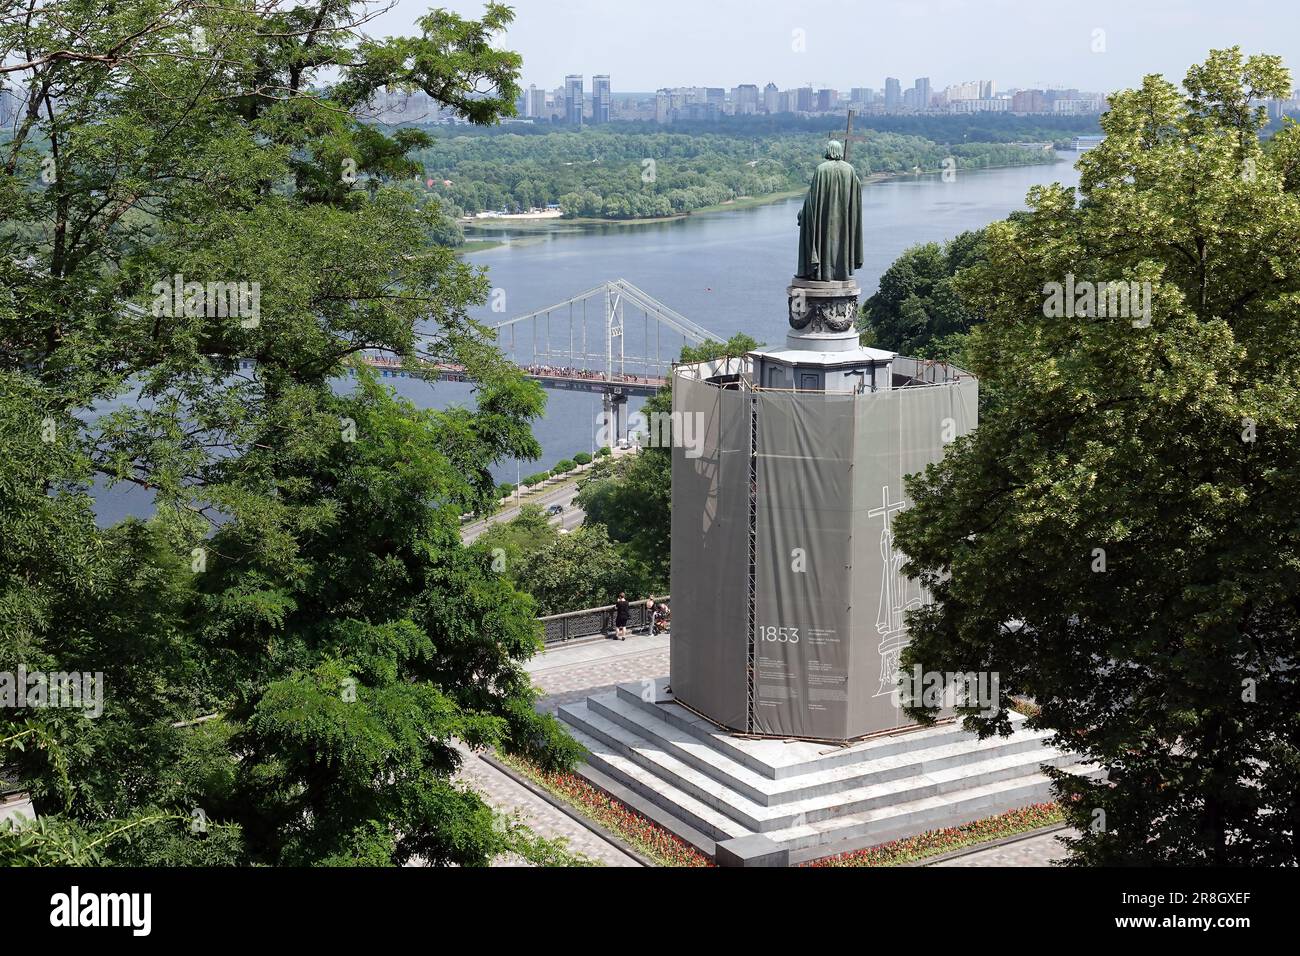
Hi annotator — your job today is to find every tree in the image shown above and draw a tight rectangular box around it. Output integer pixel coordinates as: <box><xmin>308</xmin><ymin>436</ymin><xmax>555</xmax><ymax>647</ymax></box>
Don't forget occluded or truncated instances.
<box><xmin>513</xmin><ymin>526</ymin><xmax>643</xmax><ymax>616</ymax></box>
<box><xmin>1</xmin><ymin>1</ymin><xmax>580</xmax><ymax>867</ymax></box>
<box><xmin>477</xmin><ymin>504</ymin><xmax>556</xmax><ymax>571</ymax></box>
<box><xmin>859</xmin><ymin>230</ymin><xmax>985</xmax><ymax>355</ymax></box>
<box><xmin>895</xmin><ymin>48</ymin><xmax>1300</xmax><ymax>865</ymax></box>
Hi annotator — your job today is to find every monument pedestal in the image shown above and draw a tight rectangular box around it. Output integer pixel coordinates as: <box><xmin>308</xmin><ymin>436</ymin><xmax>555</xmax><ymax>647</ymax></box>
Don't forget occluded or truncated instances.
<box><xmin>787</xmin><ymin>277</ymin><xmax>860</xmax><ymax>335</ymax></box>
<box><xmin>558</xmin><ymin>679</ymin><xmax>1099</xmax><ymax>864</ymax></box>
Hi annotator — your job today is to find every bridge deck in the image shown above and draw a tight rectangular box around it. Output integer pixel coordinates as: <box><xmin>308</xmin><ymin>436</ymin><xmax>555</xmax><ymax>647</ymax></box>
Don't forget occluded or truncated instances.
<box><xmin>359</xmin><ymin>357</ymin><xmax>666</xmax><ymax>395</ymax></box>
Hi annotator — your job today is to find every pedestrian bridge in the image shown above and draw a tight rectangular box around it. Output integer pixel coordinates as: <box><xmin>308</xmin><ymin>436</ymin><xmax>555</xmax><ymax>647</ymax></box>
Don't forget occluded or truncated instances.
<box><xmin>365</xmin><ymin>279</ymin><xmax>716</xmax><ymax>398</ymax></box>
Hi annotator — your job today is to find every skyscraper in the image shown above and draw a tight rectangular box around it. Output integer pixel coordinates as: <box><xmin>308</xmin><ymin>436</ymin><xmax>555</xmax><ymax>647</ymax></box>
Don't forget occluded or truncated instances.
<box><xmin>528</xmin><ymin>85</ymin><xmax>547</xmax><ymax>120</ymax></box>
<box><xmin>914</xmin><ymin>77</ymin><xmax>932</xmax><ymax>111</ymax></box>
<box><xmin>763</xmin><ymin>82</ymin><xmax>779</xmax><ymax>114</ymax></box>
<box><xmin>733</xmin><ymin>84</ymin><xmax>759</xmax><ymax>115</ymax></box>
<box><xmin>592</xmin><ymin>74</ymin><xmax>610</xmax><ymax>124</ymax></box>
<box><xmin>884</xmin><ymin>77</ymin><xmax>901</xmax><ymax>111</ymax></box>
<box><xmin>565</xmin><ymin>74</ymin><xmax>584</xmax><ymax>125</ymax></box>
<box><xmin>655</xmin><ymin>90</ymin><xmax>671</xmax><ymax>124</ymax></box>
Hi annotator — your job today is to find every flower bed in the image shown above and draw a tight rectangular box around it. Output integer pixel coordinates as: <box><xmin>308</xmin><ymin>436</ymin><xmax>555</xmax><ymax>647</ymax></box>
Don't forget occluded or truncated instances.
<box><xmin>495</xmin><ymin>752</ymin><xmax>712</xmax><ymax>867</ymax></box>
<box><xmin>805</xmin><ymin>802</ymin><xmax>1065</xmax><ymax>867</ymax></box>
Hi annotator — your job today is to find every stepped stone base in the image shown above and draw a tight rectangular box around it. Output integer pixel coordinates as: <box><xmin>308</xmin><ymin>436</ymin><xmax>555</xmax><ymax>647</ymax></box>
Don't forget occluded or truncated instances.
<box><xmin>557</xmin><ymin>678</ymin><xmax>1099</xmax><ymax>865</ymax></box>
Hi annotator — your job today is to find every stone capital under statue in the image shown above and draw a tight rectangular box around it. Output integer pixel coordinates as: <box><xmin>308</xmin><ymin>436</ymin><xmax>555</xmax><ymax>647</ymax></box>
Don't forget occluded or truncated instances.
<box><xmin>796</xmin><ymin>140</ymin><xmax>864</xmax><ymax>283</ymax></box>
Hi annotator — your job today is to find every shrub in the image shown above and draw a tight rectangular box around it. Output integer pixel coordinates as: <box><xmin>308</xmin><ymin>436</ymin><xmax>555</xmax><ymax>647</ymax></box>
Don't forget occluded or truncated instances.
<box><xmin>597</xmin><ymin>446</ymin><xmax>611</xmax><ymax>457</ymax></box>
<box><xmin>551</xmin><ymin>459</ymin><xmax>575</xmax><ymax>476</ymax></box>
<box><xmin>573</xmin><ymin>452</ymin><xmax>592</xmax><ymax>465</ymax></box>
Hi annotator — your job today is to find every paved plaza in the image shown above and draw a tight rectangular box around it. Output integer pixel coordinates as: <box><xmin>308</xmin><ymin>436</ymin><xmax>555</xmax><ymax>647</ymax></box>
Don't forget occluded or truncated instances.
<box><xmin>452</xmin><ymin>741</ymin><xmax>641</xmax><ymax>867</ymax></box>
<box><xmin>930</xmin><ymin>829</ymin><xmax>1071</xmax><ymax>866</ymax></box>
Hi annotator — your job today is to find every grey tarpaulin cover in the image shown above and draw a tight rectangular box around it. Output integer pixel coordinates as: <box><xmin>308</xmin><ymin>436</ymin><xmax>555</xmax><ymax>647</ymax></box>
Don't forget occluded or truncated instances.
<box><xmin>670</xmin><ymin>358</ymin><xmax>978</xmax><ymax>741</ymax></box>
<box><xmin>668</xmin><ymin>368</ymin><xmax>750</xmax><ymax>731</ymax></box>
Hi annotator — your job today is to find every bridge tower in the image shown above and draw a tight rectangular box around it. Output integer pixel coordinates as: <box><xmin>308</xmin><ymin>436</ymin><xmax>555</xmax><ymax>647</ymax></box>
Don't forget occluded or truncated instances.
<box><xmin>601</xmin><ymin>389</ymin><xmax>629</xmax><ymax>446</ymax></box>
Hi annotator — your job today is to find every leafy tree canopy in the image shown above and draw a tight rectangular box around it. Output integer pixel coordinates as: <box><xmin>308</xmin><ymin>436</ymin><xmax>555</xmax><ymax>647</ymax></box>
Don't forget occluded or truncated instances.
<box><xmin>0</xmin><ymin>1</ymin><xmax>581</xmax><ymax>866</ymax></box>
<box><xmin>896</xmin><ymin>48</ymin><xmax>1300</xmax><ymax>865</ymax></box>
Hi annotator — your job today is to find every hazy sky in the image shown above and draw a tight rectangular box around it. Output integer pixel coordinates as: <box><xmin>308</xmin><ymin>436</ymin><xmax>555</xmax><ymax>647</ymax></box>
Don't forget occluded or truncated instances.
<box><xmin>365</xmin><ymin>0</ymin><xmax>1298</xmax><ymax>94</ymax></box>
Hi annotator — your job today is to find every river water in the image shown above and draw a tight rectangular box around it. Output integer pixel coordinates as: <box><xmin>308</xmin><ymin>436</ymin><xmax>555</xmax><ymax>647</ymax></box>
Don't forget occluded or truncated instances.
<box><xmin>93</xmin><ymin>153</ymin><xmax>1084</xmax><ymax>522</ymax></box>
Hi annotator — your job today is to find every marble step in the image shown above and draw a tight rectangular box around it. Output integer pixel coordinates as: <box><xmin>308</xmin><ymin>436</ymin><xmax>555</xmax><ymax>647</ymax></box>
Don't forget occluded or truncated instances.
<box><xmin>587</xmin><ymin>691</ymin><xmax>1057</xmax><ymax>807</ymax></box>
<box><xmin>564</xmin><ymin>711</ymin><xmax>1101</xmax><ymax>852</ymax></box>
<box><xmin>763</xmin><ymin>765</ymin><xmax>1102</xmax><ymax>852</ymax></box>
<box><xmin>559</xmin><ymin>700</ymin><xmax>1079</xmax><ymax>834</ymax></box>
<box><xmin>613</xmin><ymin>680</ymin><xmax>1027</xmax><ymax>779</ymax></box>
<box><xmin>562</xmin><ymin>724</ymin><xmax>750</xmax><ymax>844</ymax></box>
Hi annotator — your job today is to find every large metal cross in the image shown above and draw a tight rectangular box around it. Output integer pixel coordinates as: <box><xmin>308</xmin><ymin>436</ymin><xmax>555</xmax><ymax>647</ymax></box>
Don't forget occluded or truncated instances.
<box><xmin>842</xmin><ymin>108</ymin><xmax>869</xmax><ymax>162</ymax></box>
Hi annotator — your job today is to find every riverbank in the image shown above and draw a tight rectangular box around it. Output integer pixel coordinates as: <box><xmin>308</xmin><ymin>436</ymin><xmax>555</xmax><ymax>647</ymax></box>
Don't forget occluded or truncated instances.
<box><xmin>463</xmin><ymin>155</ymin><xmax>1063</xmax><ymax>232</ymax></box>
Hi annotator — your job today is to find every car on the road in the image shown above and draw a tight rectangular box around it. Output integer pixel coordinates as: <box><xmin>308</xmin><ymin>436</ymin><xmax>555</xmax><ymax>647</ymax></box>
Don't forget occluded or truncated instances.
<box><xmin>546</xmin><ymin>504</ymin><xmax>564</xmax><ymax>517</ymax></box>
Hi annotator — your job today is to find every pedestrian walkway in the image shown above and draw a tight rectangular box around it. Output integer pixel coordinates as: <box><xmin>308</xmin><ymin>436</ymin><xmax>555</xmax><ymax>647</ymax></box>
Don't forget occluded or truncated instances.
<box><xmin>527</xmin><ymin>632</ymin><xmax>670</xmax><ymax>713</ymax></box>
<box><xmin>442</xmin><ymin>632</ymin><xmax>670</xmax><ymax>867</ymax></box>
<box><xmin>452</xmin><ymin>741</ymin><xmax>640</xmax><ymax>867</ymax></box>
<box><xmin>928</xmin><ymin>828</ymin><xmax>1072</xmax><ymax>866</ymax></box>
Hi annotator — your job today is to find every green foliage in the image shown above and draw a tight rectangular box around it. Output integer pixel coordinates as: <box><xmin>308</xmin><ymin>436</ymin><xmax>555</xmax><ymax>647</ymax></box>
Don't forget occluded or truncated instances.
<box><xmin>477</xmin><ymin>504</ymin><xmax>555</xmax><ymax>570</ymax></box>
<box><xmin>895</xmin><ymin>48</ymin><xmax>1300</xmax><ymax>865</ymax></box>
<box><xmin>0</xmin><ymin>0</ymin><xmax>581</xmax><ymax>866</ymax></box>
<box><xmin>410</xmin><ymin>128</ymin><xmax>1059</xmax><ymax>220</ymax></box>
<box><xmin>551</xmin><ymin>458</ymin><xmax>575</xmax><ymax>475</ymax></box>
<box><xmin>512</xmin><ymin>525</ymin><xmax>644</xmax><ymax>615</ymax></box>
<box><xmin>572</xmin><ymin>452</ymin><xmax>592</xmax><ymax>465</ymax></box>
<box><xmin>596</xmin><ymin>445</ymin><xmax>611</xmax><ymax>457</ymax></box>
<box><xmin>859</xmin><ymin>229</ymin><xmax>986</xmax><ymax>355</ymax></box>
<box><xmin>477</xmin><ymin>506</ymin><xmax>644</xmax><ymax>615</ymax></box>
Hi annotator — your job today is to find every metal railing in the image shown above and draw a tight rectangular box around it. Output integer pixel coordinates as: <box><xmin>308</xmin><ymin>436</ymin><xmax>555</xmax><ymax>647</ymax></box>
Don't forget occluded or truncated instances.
<box><xmin>538</xmin><ymin>596</ymin><xmax>669</xmax><ymax>645</ymax></box>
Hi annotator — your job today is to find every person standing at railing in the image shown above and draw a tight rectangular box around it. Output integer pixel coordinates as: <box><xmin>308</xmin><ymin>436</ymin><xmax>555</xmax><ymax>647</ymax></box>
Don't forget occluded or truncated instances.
<box><xmin>614</xmin><ymin>592</ymin><xmax>630</xmax><ymax>641</ymax></box>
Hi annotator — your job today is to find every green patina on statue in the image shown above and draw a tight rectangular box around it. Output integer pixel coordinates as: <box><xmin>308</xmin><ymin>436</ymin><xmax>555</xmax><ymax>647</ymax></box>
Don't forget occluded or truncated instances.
<box><xmin>796</xmin><ymin>140</ymin><xmax>864</xmax><ymax>282</ymax></box>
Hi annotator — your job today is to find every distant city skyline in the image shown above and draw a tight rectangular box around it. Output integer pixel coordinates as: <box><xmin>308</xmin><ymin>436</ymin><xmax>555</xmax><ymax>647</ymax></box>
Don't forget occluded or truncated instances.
<box><xmin>514</xmin><ymin>76</ymin><xmax>1122</xmax><ymax>124</ymax></box>
<box><xmin>368</xmin><ymin>0</ymin><xmax>1299</xmax><ymax>94</ymax></box>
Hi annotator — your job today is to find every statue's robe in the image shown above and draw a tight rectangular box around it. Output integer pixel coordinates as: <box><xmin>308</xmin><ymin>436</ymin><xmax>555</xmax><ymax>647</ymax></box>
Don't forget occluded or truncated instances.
<box><xmin>797</xmin><ymin>158</ymin><xmax>864</xmax><ymax>282</ymax></box>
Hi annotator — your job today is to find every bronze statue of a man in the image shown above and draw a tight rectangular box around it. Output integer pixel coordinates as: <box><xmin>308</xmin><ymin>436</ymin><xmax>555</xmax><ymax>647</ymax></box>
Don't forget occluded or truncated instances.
<box><xmin>796</xmin><ymin>140</ymin><xmax>864</xmax><ymax>282</ymax></box>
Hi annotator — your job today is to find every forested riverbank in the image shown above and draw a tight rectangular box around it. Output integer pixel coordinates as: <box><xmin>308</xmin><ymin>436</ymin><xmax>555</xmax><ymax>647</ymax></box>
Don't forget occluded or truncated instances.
<box><xmin>412</xmin><ymin>128</ymin><xmax>1060</xmax><ymax>223</ymax></box>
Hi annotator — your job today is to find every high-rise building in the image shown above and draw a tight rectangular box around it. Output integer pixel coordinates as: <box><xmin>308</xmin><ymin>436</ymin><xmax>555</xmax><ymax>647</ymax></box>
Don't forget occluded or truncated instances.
<box><xmin>884</xmin><ymin>77</ymin><xmax>901</xmax><ymax>111</ymax></box>
<box><xmin>528</xmin><ymin>85</ymin><xmax>547</xmax><ymax>119</ymax></box>
<box><xmin>763</xmin><ymin>82</ymin><xmax>780</xmax><ymax>114</ymax></box>
<box><xmin>914</xmin><ymin>77</ymin><xmax>932</xmax><ymax>111</ymax></box>
<box><xmin>733</xmin><ymin>84</ymin><xmax>760</xmax><ymax>115</ymax></box>
<box><xmin>592</xmin><ymin>74</ymin><xmax>610</xmax><ymax>124</ymax></box>
<box><xmin>1011</xmin><ymin>89</ymin><xmax>1047</xmax><ymax>113</ymax></box>
<box><xmin>796</xmin><ymin>86</ymin><xmax>814</xmax><ymax>112</ymax></box>
<box><xmin>655</xmin><ymin>90</ymin><xmax>671</xmax><ymax>124</ymax></box>
<box><xmin>816</xmin><ymin>88</ymin><xmax>838</xmax><ymax>113</ymax></box>
<box><xmin>565</xmin><ymin>74</ymin><xmax>584</xmax><ymax>125</ymax></box>
<box><xmin>850</xmin><ymin>87</ymin><xmax>874</xmax><ymax>106</ymax></box>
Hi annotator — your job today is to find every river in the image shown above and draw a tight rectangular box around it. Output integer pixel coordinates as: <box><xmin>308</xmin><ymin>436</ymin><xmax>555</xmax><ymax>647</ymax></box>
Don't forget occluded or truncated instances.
<box><xmin>92</xmin><ymin>152</ymin><xmax>1084</xmax><ymax>522</ymax></box>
